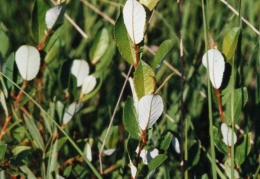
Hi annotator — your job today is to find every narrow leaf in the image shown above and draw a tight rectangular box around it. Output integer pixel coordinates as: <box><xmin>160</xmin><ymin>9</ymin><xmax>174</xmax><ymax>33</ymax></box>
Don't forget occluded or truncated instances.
<box><xmin>15</xmin><ymin>45</ymin><xmax>41</xmax><ymax>81</ymax></box>
<box><xmin>123</xmin><ymin>97</ymin><xmax>139</xmax><ymax>139</ymax></box>
<box><xmin>138</xmin><ymin>95</ymin><xmax>164</xmax><ymax>130</ymax></box>
<box><xmin>89</xmin><ymin>28</ymin><xmax>109</xmax><ymax>64</ymax></box>
<box><xmin>114</xmin><ymin>12</ymin><xmax>136</xmax><ymax>65</ymax></box>
<box><xmin>0</xmin><ymin>143</ymin><xmax>7</xmax><ymax>160</ymax></box>
<box><xmin>157</xmin><ymin>131</ymin><xmax>173</xmax><ymax>151</ymax></box>
<box><xmin>202</xmin><ymin>49</ymin><xmax>225</xmax><ymax>89</ymax></box>
<box><xmin>123</xmin><ymin>0</ymin><xmax>146</xmax><ymax>44</ymax></box>
<box><xmin>12</xmin><ymin>146</ymin><xmax>31</xmax><ymax>156</ymax></box>
<box><xmin>0</xmin><ymin>90</ymin><xmax>8</xmax><ymax>116</ymax></box>
<box><xmin>151</xmin><ymin>39</ymin><xmax>174</xmax><ymax>72</ymax></box>
<box><xmin>222</xmin><ymin>27</ymin><xmax>241</xmax><ymax>61</ymax></box>
<box><xmin>133</xmin><ymin>60</ymin><xmax>156</xmax><ymax>100</ymax></box>
<box><xmin>20</xmin><ymin>166</ymin><xmax>37</xmax><ymax>179</ymax></box>
<box><xmin>71</xmin><ymin>59</ymin><xmax>89</xmax><ymax>87</ymax></box>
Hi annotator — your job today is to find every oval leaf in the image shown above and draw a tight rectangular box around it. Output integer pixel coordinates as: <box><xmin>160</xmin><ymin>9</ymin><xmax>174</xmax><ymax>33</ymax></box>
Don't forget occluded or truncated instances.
<box><xmin>202</xmin><ymin>49</ymin><xmax>225</xmax><ymax>89</ymax></box>
<box><xmin>139</xmin><ymin>0</ymin><xmax>159</xmax><ymax>11</ymax></box>
<box><xmin>134</xmin><ymin>60</ymin><xmax>156</xmax><ymax>100</ymax></box>
<box><xmin>123</xmin><ymin>0</ymin><xmax>146</xmax><ymax>44</ymax></box>
<box><xmin>45</xmin><ymin>3</ymin><xmax>66</xmax><ymax>29</ymax></box>
<box><xmin>221</xmin><ymin>123</ymin><xmax>237</xmax><ymax>146</ymax></box>
<box><xmin>222</xmin><ymin>27</ymin><xmax>241</xmax><ymax>61</ymax></box>
<box><xmin>114</xmin><ymin>12</ymin><xmax>136</xmax><ymax>65</ymax></box>
<box><xmin>171</xmin><ymin>137</ymin><xmax>180</xmax><ymax>154</ymax></box>
<box><xmin>15</xmin><ymin>45</ymin><xmax>41</xmax><ymax>81</ymax></box>
<box><xmin>81</xmin><ymin>75</ymin><xmax>97</xmax><ymax>95</ymax></box>
<box><xmin>71</xmin><ymin>59</ymin><xmax>89</xmax><ymax>87</ymax></box>
<box><xmin>62</xmin><ymin>102</ymin><xmax>83</xmax><ymax>125</ymax></box>
<box><xmin>138</xmin><ymin>95</ymin><xmax>164</xmax><ymax>130</ymax></box>
<box><xmin>89</xmin><ymin>28</ymin><xmax>109</xmax><ymax>64</ymax></box>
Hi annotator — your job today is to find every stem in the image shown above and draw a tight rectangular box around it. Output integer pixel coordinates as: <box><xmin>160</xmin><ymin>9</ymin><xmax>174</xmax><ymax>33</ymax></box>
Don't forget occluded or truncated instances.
<box><xmin>216</xmin><ymin>89</ymin><xmax>225</xmax><ymax>123</ymax></box>
<box><xmin>0</xmin><ymin>114</ymin><xmax>12</xmax><ymax>140</ymax></box>
<box><xmin>201</xmin><ymin>0</ymin><xmax>217</xmax><ymax>178</ymax></box>
<box><xmin>134</xmin><ymin>43</ymin><xmax>139</xmax><ymax>69</ymax></box>
<box><xmin>38</xmin><ymin>29</ymin><xmax>51</xmax><ymax>51</ymax></box>
<box><xmin>14</xmin><ymin>80</ymin><xmax>28</xmax><ymax>109</ymax></box>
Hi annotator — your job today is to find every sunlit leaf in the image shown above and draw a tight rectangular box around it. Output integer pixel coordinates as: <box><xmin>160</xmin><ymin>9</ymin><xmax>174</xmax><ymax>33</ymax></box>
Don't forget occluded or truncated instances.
<box><xmin>123</xmin><ymin>97</ymin><xmax>139</xmax><ymax>139</ymax></box>
<box><xmin>171</xmin><ymin>136</ymin><xmax>180</xmax><ymax>154</ymax></box>
<box><xmin>114</xmin><ymin>12</ymin><xmax>136</xmax><ymax>65</ymax></box>
<box><xmin>84</xmin><ymin>142</ymin><xmax>92</xmax><ymax>161</ymax></box>
<box><xmin>134</xmin><ymin>60</ymin><xmax>156</xmax><ymax>100</ymax></box>
<box><xmin>81</xmin><ymin>75</ymin><xmax>97</xmax><ymax>95</ymax></box>
<box><xmin>20</xmin><ymin>166</ymin><xmax>37</xmax><ymax>179</ymax></box>
<box><xmin>138</xmin><ymin>95</ymin><xmax>164</xmax><ymax>130</ymax></box>
<box><xmin>45</xmin><ymin>3</ymin><xmax>66</xmax><ymax>29</ymax></box>
<box><xmin>15</xmin><ymin>45</ymin><xmax>41</xmax><ymax>81</ymax></box>
<box><xmin>128</xmin><ymin>77</ymin><xmax>139</xmax><ymax>112</ymax></box>
<box><xmin>221</xmin><ymin>123</ymin><xmax>237</xmax><ymax>146</ymax></box>
<box><xmin>202</xmin><ymin>49</ymin><xmax>225</xmax><ymax>89</ymax></box>
<box><xmin>139</xmin><ymin>0</ymin><xmax>159</xmax><ymax>11</ymax></box>
<box><xmin>222</xmin><ymin>27</ymin><xmax>241</xmax><ymax>61</ymax></box>
<box><xmin>0</xmin><ymin>90</ymin><xmax>8</xmax><ymax>116</ymax></box>
<box><xmin>62</xmin><ymin>102</ymin><xmax>83</xmax><ymax>125</ymax></box>
<box><xmin>103</xmin><ymin>149</ymin><xmax>116</xmax><ymax>156</ymax></box>
<box><xmin>71</xmin><ymin>59</ymin><xmax>89</xmax><ymax>87</ymax></box>
<box><xmin>89</xmin><ymin>28</ymin><xmax>109</xmax><ymax>64</ymax></box>
<box><xmin>151</xmin><ymin>39</ymin><xmax>173</xmax><ymax>72</ymax></box>
<box><xmin>224</xmin><ymin>158</ymin><xmax>240</xmax><ymax>179</ymax></box>
<box><xmin>130</xmin><ymin>159</ymin><xmax>137</xmax><ymax>178</ymax></box>
<box><xmin>12</xmin><ymin>146</ymin><xmax>31</xmax><ymax>156</ymax></box>
<box><xmin>123</xmin><ymin>0</ymin><xmax>146</xmax><ymax>44</ymax></box>
<box><xmin>138</xmin><ymin>147</ymin><xmax>159</xmax><ymax>165</ymax></box>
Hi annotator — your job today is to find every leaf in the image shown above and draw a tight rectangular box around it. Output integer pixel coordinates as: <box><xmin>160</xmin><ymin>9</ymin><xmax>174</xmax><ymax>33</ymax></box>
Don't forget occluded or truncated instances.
<box><xmin>47</xmin><ymin>139</ymin><xmax>58</xmax><ymax>178</ymax></box>
<box><xmin>0</xmin><ymin>90</ymin><xmax>8</xmax><ymax>116</ymax></box>
<box><xmin>45</xmin><ymin>3</ymin><xmax>66</xmax><ymax>29</ymax></box>
<box><xmin>12</xmin><ymin>146</ymin><xmax>31</xmax><ymax>156</ymax></box>
<box><xmin>213</xmin><ymin>126</ymin><xmax>228</xmax><ymax>155</ymax></box>
<box><xmin>128</xmin><ymin>77</ymin><xmax>139</xmax><ymax>112</ymax></box>
<box><xmin>222</xmin><ymin>27</ymin><xmax>241</xmax><ymax>61</ymax></box>
<box><xmin>95</xmin><ymin>44</ymin><xmax>115</xmax><ymax>72</ymax></box>
<box><xmin>147</xmin><ymin>154</ymin><xmax>167</xmax><ymax>174</ymax></box>
<box><xmin>221</xmin><ymin>123</ymin><xmax>237</xmax><ymax>146</ymax></box>
<box><xmin>133</xmin><ymin>60</ymin><xmax>156</xmax><ymax>100</ymax></box>
<box><xmin>114</xmin><ymin>12</ymin><xmax>136</xmax><ymax>65</ymax></box>
<box><xmin>123</xmin><ymin>0</ymin><xmax>146</xmax><ymax>44</ymax></box>
<box><xmin>81</xmin><ymin>75</ymin><xmax>102</xmax><ymax>102</ymax></box>
<box><xmin>62</xmin><ymin>102</ymin><xmax>83</xmax><ymax>125</ymax></box>
<box><xmin>235</xmin><ymin>133</ymin><xmax>251</xmax><ymax>165</ymax></box>
<box><xmin>15</xmin><ymin>45</ymin><xmax>41</xmax><ymax>81</ymax></box>
<box><xmin>84</xmin><ymin>142</ymin><xmax>93</xmax><ymax>161</ymax></box>
<box><xmin>127</xmin><ymin>137</ymin><xmax>139</xmax><ymax>161</ymax></box>
<box><xmin>202</xmin><ymin>49</ymin><xmax>225</xmax><ymax>89</ymax></box>
<box><xmin>157</xmin><ymin>131</ymin><xmax>173</xmax><ymax>151</ymax></box>
<box><xmin>20</xmin><ymin>166</ymin><xmax>37</xmax><ymax>179</ymax></box>
<box><xmin>4</xmin><ymin>52</ymin><xmax>15</xmax><ymax>89</ymax></box>
<box><xmin>187</xmin><ymin>142</ymin><xmax>201</xmax><ymax>169</ymax></box>
<box><xmin>23</xmin><ymin>114</ymin><xmax>44</xmax><ymax>150</ymax></box>
<box><xmin>138</xmin><ymin>95</ymin><xmax>164</xmax><ymax>130</ymax></box>
<box><xmin>0</xmin><ymin>143</ymin><xmax>7</xmax><ymax>160</ymax></box>
<box><xmin>171</xmin><ymin>137</ymin><xmax>180</xmax><ymax>154</ymax></box>
<box><xmin>89</xmin><ymin>28</ymin><xmax>109</xmax><ymax>64</ymax></box>
<box><xmin>99</xmin><ymin>126</ymin><xmax>119</xmax><ymax>150</ymax></box>
<box><xmin>151</xmin><ymin>39</ymin><xmax>174</xmax><ymax>72</ymax></box>
<box><xmin>123</xmin><ymin>97</ymin><xmax>139</xmax><ymax>139</ymax></box>
<box><xmin>32</xmin><ymin>0</ymin><xmax>49</xmax><ymax>43</ymax></box>
<box><xmin>139</xmin><ymin>0</ymin><xmax>160</xmax><ymax>11</ymax></box>
<box><xmin>225</xmin><ymin>87</ymin><xmax>248</xmax><ymax>125</ymax></box>
<box><xmin>81</xmin><ymin>75</ymin><xmax>97</xmax><ymax>95</ymax></box>
<box><xmin>70</xmin><ymin>59</ymin><xmax>89</xmax><ymax>87</ymax></box>
<box><xmin>0</xmin><ymin>23</ymin><xmax>10</xmax><ymax>57</ymax></box>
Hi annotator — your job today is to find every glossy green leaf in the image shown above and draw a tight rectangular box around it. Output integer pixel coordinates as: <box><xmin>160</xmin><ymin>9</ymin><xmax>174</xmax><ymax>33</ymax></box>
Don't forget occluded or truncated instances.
<box><xmin>114</xmin><ymin>12</ymin><xmax>136</xmax><ymax>65</ymax></box>
<box><xmin>140</xmin><ymin>0</ymin><xmax>160</xmax><ymax>11</ymax></box>
<box><xmin>89</xmin><ymin>28</ymin><xmax>109</xmax><ymax>64</ymax></box>
<box><xmin>235</xmin><ymin>133</ymin><xmax>251</xmax><ymax>165</ymax></box>
<box><xmin>222</xmin><ymin>27</ymin><xmax>241</xmax><ymax>61</ymax></box>
<box><xmin>12</xmin><ymin>146</ymin><xmax>31</xmax><ymax>156</ymax></box>
<box><xmin>0</xmin><ymin>23</ymin><xmax>10</xmax><ymax>57</ymax></box>
<box><xmin>32</xmin><ymin>0</ymin><xmax>49</xmax><ymax>43</ymax></box>
<box><xmin>157</xmin><ymin>131</ymin><xmax>173</xmax><ymax>151</ymax></box>
<box><xmin>24</xmin><ymin>114</ymin><xmax>44</xmax><ymax>150</ymax></box>
<box><xmin>123</xmin><ymin>97</ymin><xmax>139</xmax><ymax>140</ymax></box>
<box><xmin>95</xmin><ymin>44</ymin><xmax>115</xmax><ymax>72</ymax></box>
<box><xmin>187</xmin><ymin>142</ymin><xmax>201</xmax><ymax>169</ymax></box>
<box><xmin>147</xmin><ymin>154</ymin><xmax>167</xmax><ymax>174</ymax></box>
<box><xmin>225</xmin><ymin>87</ymin><xmax>248</xmax><ymax>125</ymax></box>
<box><xmin>151</xmin><ymin>39</ymin><xmax>173</xmax><ymax>72</ymax></box>
<box><xmin>0</xmin><ymin>143</ymin><xmax>7</xmax><ymax>160</ymax></box>
<box><xmin>213</xmin><ymin>126</ymin><xmax>228</xmax><ymax>155</ymax></box>
<box><xmin>133</xmin><ymin>60</ymin><xmax>156</xmax><ymax>100</ymax></box>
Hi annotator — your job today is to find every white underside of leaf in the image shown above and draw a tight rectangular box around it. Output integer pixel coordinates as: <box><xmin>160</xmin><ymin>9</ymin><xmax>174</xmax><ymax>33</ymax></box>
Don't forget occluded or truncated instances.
<box><xmin>129</xmin><ymin>77</ymin><xmax>139</xmax><ymax>112</ymax></box>
<box><xmin>71</xmin><ymin>59</ymin><xmax>90</xmax><ymax>87</ymax></box>
<box><xmin>45</xmin><ymin>4</ymin><xmax>63</xmax><ymax>29</ymax></box>
<box><xmin>103</xmin><ymin>148</ymin><xmax>116</xmax><ymax>156</ymax></box>
<box><xmin>123</xmin><ymin>0</ymin><xmax>146</xmax><ymax>44</ymax></box>
<box><xmin>221</xmin><ymin>123</ymin><xmax>237</xmax><ymax>146</ymax></box>
<box><xmin>172</xmin><ymin>137</ymin><xmax>180</xmax><ymax>154</ymax></box>
<box><xmin>15</xmin><ymin>45</ymin><xmax>41</xmax><ymax>81</ymax></box>
<box><xmin>81</xmin><ymin>75</ymin><xmax>97</xmax><ymax>95</ymax></box>
<box><xmin>202</xmin><ymin>49</ymin><xmax>225</xmax><ymax>89</ymax></box>
<box><xmin>62</xmin><ymin>102</ymin><xmax>83</xmax><ymax>125</ymax></box>
<box><xmin>136</xmin><ymin>147</ymin><xmax>159</xmax><ymax>165</ymax></box>
<box><xmin>85</xmin><ymin>142</ymin><xmax>92</xmax><ymax>161</ymax></box>
<box><xmin>138</xmin><ymin>95</ymin><xmax>164</xmax><ymax>130</ymax></box>
<box><xmin>129</xmin><ymin>159</ymin><xmax>137</xmax><ymax>178</ymax></box>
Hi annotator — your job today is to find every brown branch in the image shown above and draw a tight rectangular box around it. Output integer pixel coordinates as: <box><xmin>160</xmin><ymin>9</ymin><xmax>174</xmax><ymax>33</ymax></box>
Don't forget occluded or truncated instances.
<box><xmin>216</xmin><ymin>89</ymin><xmax>225</xmax><ymax>123</ymax></box>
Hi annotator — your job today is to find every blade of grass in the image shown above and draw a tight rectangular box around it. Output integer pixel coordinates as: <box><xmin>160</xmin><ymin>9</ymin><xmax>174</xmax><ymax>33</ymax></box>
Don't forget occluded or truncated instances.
<box><xmin>201</xmin><ymin>0</ymin><xmax>217</xmax><ymax>178</ymax></box>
